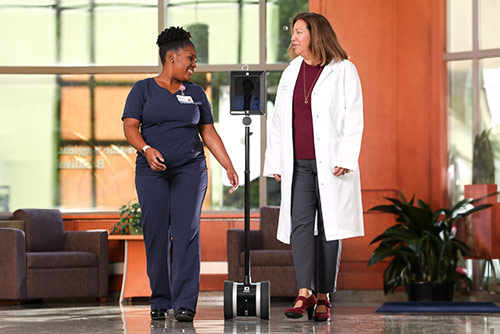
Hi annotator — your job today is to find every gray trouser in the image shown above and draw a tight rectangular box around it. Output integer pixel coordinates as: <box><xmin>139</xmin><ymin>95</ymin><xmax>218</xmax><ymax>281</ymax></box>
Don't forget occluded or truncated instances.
<box><xmin>291</xmin><ymin>159</ymin><xmax>342</xmax><ymax>294</ymax></box>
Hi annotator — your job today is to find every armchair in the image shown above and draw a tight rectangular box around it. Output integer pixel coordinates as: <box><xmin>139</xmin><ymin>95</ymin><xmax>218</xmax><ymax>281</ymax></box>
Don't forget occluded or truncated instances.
<box><xmin>0</xmin><ymin>209</ymin><xmax>108</xmax><ymax>301</ymax></box>
<box><xmin>227</xmin><ymin>206</ymin><xmax>297</xmax><ymax>297</ymax></box>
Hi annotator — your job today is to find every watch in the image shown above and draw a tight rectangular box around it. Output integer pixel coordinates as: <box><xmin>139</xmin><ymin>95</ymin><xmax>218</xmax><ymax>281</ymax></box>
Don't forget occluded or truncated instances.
<box><xmin>141</xmin><ymin>145</ymin><xmax>151</xmax><ymax>156</ymax></box>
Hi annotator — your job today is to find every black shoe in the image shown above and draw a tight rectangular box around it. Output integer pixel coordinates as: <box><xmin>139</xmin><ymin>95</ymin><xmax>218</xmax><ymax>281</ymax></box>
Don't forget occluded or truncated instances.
<box><xmin>150</xmin><ymin>309</ymin><xmax>168</xmax><ymax>320</ymax></box>
<box><xmin>175</xmin><ymin>308</ymin><xmax>195</xmax><ymax>322</ymax></box>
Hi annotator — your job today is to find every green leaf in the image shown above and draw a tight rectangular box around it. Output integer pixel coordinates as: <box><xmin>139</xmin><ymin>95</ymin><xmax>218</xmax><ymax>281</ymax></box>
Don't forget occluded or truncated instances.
<box><xmin>111</xmin><ymin>199</ymin><xmax>143</xmax><ymax>235</ymax></box>
<box><xmin>423</xmin><ymin>230</ymin><xmax>442</xmax><ymax>245</ymax></box>
<box><xmin>368</xmin><ymin>204</ymin><xmax>403</xmax><ymax>215</ymax></box>
<box><xmin>431</xmin><ymin>209</ymin><xmax>444</xmax><ymax>224</ymax></box>
<box><xmin>385</xmin><ymin>197</ymin><xmax>405</xmax><ymax>207</ymax></box>
<box><xmin>382</xmin><ymin>229</ymin><xmax>420</xmax><ymax>244</ymax></box>
<box><xmin>395</xmin><ymin>204</ymin><xmax>429</xmax><ymax>233</ymax></box>
<box><xmin>449</xmin><ymin>198</ymin><xmax>472</xmax><ymax>214</ymax></box>
<box><xmin>382</xmin><ymin>256</ymin><xmax>412</xmax><ymax>294</ymax></box>
<box><xmin>406</xmin><ymin>194</ymin><xmax>416</xmax><ymax>205</ymax></box>
<box><xmin>398</xmin><ymin>192</ymin><xmax>415</xmax><ymax>206</ymax></box>
<box><xmin>399</xmin><ymin>192</ymin><xmax>409</xmax><ymax>204</ymax></box>
<box><xmin>470</xmin><ymin>191</ymin><xmax>500</xmax><ymax>204</ymax></box>
<box><xmin>417</xmin><ymin>199</ymin><xmax>432</xmax><ymax>214</ymax></box>
<box><xmin>368</xmin><ymin>248</ymin><xmax>394</xmax><ymax>266</ymax></box>
<box><xmin>449</xmin><ymin>238</ymin><xmax>471</xmax><ymax>256</ymax></box>
<box><xmin>451</xmin><ymin>271</ymin><xmax>472</xmax><ymax>290</ymax></box>
<box><xmin>378</xmin><ymin>238</ymin><xmax>400</xmax><ymax>249</ymax></box>
<box><xmin>459</xmin><ymin>203</ymin><xmax>492</xmax><ymax>217</ymax></box>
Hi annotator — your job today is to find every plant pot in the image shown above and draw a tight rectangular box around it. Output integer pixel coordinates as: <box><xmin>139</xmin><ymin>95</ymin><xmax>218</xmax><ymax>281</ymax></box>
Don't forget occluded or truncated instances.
<box><xmin>407</xmin><ymin>281</ymin><xmax>455</xmax><ymax>302</ymax></box>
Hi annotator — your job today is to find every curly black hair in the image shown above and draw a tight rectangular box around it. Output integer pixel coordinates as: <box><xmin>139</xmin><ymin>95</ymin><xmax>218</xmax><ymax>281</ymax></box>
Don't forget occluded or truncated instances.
<box><xmin>156</xmin><ymin>26</ymin><xmax>194</xmax><ymax>65</ymax></box>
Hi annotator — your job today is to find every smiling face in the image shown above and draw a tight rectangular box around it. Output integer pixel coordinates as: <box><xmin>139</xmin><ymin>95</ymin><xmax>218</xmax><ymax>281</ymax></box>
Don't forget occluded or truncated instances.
<box><xmin>291</xmin><ymin>19</ymin><xmax>312</xmax><ymax>60</ymax></box>
<box><xmin>169</xmin><ymin>44</ymin><xmax>197</xmax><ymax>82</ymax></box>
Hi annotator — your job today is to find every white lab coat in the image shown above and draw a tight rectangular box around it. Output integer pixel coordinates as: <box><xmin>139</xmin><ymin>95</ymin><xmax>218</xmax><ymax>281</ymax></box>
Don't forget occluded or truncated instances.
<box><xmin>263</xmin><ymin>56</ymin><xmax>364</xmax><ymax>244</ymax></box>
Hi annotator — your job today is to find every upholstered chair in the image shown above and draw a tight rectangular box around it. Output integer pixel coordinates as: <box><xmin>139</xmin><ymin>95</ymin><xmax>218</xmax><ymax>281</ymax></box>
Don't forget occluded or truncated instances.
<box><xmin>227</xmin><ymin>206</ymin><xmax>297</xmax><ymax>297</ymax></box>
<box><xmin>0</xmin><ymin>209</ymin><xmax>108</xmax><ymax>301</ymax></box>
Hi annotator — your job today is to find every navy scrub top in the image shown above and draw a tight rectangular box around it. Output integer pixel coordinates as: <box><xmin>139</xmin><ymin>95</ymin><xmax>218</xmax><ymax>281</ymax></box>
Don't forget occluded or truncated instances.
<box><xmin>122</xmin><ymin>78</ymin><xmax>214</xmax><ymax>175</ymax></box>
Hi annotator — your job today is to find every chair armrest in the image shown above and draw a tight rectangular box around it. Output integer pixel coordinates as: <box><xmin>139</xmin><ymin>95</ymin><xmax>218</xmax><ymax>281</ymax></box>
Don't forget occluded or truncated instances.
<box><xmin>64</xmin><ymin>230</ymin><xmax>108</xmax><ymax>253</ymax></box>
<box><xmin>0</xmin><ymin>228</ymin><xmax>27</xmax><ymax>300</ymax></box>
<box><xmin>226</xmin><ymin>229</ymin><xmax>262</xmax><ymax>281</ymax></box>
<box><xmin>64</xmin><ymin>231</ymin><xmax>109</xmax><ymax>297</ymax></box>
<box><xmin>0</xmin><ymin>220</ymin><xmax>25</xmax><ymax>231</ymax></box>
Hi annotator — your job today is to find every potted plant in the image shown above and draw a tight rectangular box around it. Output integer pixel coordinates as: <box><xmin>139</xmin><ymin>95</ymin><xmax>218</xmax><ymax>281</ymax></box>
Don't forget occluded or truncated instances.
<box><xmin>368</xmin><ymin>193</ymin><xmax>493</xmax><ymax>301</ymax></box>
<box><xmin>111</xmin><ymin>200</ymin><xmax>142</xmax><ymax>235</ymax></box>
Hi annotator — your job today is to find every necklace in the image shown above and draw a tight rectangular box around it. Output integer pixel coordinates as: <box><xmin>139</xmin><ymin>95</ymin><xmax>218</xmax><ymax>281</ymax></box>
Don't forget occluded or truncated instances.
<box><xmin>303</xmin><ymin>61</ymin><xmax>323</xmax><ymax>104</ymax></box>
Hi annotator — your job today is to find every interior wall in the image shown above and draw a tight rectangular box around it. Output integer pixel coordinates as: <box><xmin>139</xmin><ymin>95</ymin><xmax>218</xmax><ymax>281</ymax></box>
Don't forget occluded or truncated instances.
<box><xmin>309</xmin><ymin>0</ymin><xmax>447</xmax><ymax>289</ymax></box>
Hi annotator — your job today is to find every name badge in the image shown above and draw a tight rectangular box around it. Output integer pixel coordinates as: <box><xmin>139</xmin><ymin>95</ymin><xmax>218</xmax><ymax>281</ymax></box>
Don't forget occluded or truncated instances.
<box><xmin>176</xmin><ymin>95</ymin><xmax>194</xmax><ymax>104</ymax></box>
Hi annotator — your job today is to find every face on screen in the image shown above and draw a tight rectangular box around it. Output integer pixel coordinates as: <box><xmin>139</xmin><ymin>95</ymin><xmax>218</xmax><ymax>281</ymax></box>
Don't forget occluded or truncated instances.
<box><xmin>230</xmin><ymin>72</ymin><xmax>264</xmax><ymax>115</ymax></box>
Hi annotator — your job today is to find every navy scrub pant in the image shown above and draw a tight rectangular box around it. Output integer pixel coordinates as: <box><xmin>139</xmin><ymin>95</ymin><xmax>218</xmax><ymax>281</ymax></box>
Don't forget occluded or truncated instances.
<box><xmin>290</xmin><ymin>159</ymin><xmax>342</xmax><ymax>294</ymax></box>
<box><xmin>135</xmin><ymin>159</ymin><xmax>208</xmax><ymax>312</ymax></box>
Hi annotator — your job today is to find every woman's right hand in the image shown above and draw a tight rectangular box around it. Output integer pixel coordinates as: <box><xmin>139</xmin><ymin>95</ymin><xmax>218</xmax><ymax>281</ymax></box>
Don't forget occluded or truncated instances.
<box><xmin>145</xmin><ymin>148</ymin><xmax>167</xmax><ymax>171</ymax></box>
<box><xmin>123</xmin><ymin>118</ymin><xmax>166</xmax><ymax>171</ymax></box>
<box><xmin>273</xmin><ymin>174</ymin><xmax>281</xmax><ymax>181</ymax></box>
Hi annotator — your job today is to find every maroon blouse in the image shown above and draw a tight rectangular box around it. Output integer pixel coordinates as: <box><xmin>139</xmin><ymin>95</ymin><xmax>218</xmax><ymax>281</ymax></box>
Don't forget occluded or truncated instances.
<box><xmin>293</xmin><ymin>61</ymin><xmax>324</xmax><ymax>159</ymax></box>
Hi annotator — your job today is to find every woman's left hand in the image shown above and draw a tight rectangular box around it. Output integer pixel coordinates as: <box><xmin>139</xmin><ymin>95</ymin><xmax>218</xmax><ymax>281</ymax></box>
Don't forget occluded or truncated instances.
<box><xmin>333</xmin><ymin>166</ymin><xmax>350</xmax><ymax>176</ymax></box>
<box><xmin>227</xmin><ymin>168</ymin><xmax>240</xmax><ymax>193</ymax></box>
<box><xmin>198</xmin><ymin>124</ymin><xmax>240</xmax><ymax>193</ymax></box>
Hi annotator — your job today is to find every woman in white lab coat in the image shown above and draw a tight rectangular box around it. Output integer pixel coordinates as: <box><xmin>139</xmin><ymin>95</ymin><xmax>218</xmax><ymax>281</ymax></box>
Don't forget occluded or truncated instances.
<box><xmin>263</xmin><ymin>12</ymin><xmax>364</xmax><ymax>321</ymax></box>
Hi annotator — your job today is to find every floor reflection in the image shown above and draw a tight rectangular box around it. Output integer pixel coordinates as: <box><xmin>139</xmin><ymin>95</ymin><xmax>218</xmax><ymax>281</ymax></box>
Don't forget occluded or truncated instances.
<box><xmin>0</xmin><ymin>292</ymin><xmax>500</xmax><ymax>334</ymax></box>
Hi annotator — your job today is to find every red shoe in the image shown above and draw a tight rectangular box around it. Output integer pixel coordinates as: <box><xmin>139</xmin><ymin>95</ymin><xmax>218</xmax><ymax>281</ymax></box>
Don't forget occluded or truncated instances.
<box><xmin>313</xmin><ymin>299</ymin><xmax>332</xmax><ymax>321</ymax></box>
<box><xmin>285</xmin><ymin>294</ymin><xmax>317</xmax><ymax>319</ymax></box>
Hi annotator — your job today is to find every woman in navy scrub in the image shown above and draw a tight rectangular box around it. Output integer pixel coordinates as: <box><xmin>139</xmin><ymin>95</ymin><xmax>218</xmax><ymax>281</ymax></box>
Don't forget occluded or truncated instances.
<box><xmin>122</xmin><ymin>27</ymin><xmax>239</xmax><ymax>322</ymax></box>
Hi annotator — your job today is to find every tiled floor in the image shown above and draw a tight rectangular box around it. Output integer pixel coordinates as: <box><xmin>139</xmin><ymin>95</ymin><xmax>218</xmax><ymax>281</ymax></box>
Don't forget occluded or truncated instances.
<box><xmin>1</xmin><ymin>291</ymin><xmax>500</xmax><ymax>333</ymax></box>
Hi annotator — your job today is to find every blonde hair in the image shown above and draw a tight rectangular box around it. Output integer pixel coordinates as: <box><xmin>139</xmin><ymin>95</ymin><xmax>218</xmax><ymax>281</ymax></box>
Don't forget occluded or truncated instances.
<box><xmin>288</xmin><ymin>12</ymin><xmax>348</xmax><ymax>66</ymax></box>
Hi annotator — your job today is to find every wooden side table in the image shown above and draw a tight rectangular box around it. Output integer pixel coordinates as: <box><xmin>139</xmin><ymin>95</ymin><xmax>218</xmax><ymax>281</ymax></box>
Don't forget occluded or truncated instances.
<box><xmin>108</xmin><ymin>235</ymin><xmax>151</xmax><ymax>304</ymax></box>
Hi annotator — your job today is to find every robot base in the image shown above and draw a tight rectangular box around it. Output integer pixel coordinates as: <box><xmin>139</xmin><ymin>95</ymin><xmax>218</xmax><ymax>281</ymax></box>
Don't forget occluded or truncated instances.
<box><xmin>223</xmin><ymin>280</ymin><xmax>270</xmax><ymax>320</ymax></box>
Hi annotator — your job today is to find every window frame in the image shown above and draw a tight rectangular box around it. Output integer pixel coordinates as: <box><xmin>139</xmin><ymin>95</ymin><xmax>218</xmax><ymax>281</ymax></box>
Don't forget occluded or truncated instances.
<box><xmin>0</xmin><ymin>0</ymin><xmax>289</xmax><ymax>211</ymax></box>
<box><xmin>445</xmin><ymin>0</ymin><xmax>500</xmax><ymax>137</ymax></box>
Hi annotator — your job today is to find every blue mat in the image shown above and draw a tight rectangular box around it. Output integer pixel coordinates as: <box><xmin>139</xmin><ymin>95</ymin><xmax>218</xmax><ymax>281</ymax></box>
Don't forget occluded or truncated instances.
<box><xmin>376</xmin><ymin>302</ymin><xmax>500</xmax><ymax>313</ymax></box>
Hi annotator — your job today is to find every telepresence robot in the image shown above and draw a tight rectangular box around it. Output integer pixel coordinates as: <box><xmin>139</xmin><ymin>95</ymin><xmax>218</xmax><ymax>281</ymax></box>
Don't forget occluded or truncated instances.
<box><xmin>224</xmin><ymin>70</ymin><xmax>270</xmax><ymax>320</ymax></box>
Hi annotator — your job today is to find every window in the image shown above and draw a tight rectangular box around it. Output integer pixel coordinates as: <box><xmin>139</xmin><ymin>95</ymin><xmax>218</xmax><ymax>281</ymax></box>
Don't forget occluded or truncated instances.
<box><xmin>0</xmin><ymin>0</ymin><xmax>307</xmax><ymax>211</ymax></box>
<box><xmin>446</xmin><ymin>0</ymin><xmax>500</xmax><ymax>203</ymax></box>
<box><xmin>58</xmin><ymin>74</ymin><xmax>152</xmax><ymax>210</ymax></box>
